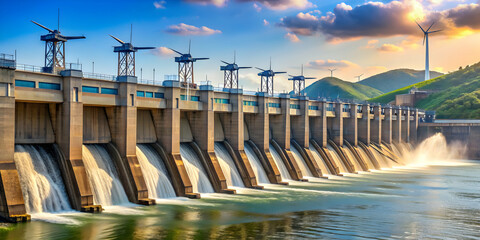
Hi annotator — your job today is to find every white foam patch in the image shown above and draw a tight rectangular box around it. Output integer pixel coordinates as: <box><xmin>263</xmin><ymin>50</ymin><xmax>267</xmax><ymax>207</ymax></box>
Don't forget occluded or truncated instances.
<box><xmin>30</xmin><ymin>212</ymin><xmax>83</xmax><ymax>225</ymax></box>
<box><xmin>102</xmin><ymin>204</ymin><xmax>145</xmax><ymax>215</ymax></box>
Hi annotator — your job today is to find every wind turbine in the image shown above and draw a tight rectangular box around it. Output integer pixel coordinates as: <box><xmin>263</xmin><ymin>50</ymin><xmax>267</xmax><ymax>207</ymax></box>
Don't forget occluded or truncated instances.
<box><xmin>354</xmin><ymin>74</ymin><xmax>363</xmax><ymax>82</ymax></box>
<box><xmin>256</xmin><ymin>58</ymin><xmax>286</xmax><ymax>95</ymax></box>
<box><xmin>328</xmin><ymin>68</ymin><xmax>337</xmax><ymax>78</ymax></box>
<box><xmin>220</xmin><ymin>51</ymin><xmax>251</xmax><ymax>89</ymax></box>
<box><xmin>416</xmin><ymin>21</ymin><xmax>442</xmax><ymax>81</ymax></box>
<box><xmin>31</xmin><ymin>9</ymin><xmax>86</xmax><ymax>73</ymax></box>
<box><xmin>169</xmin><ymin>40</ymin><xmax>209</xmax><ymax>86</ymax></box>
<box><xmin>110</xmin><ymin>25</ymin><xmax>155</xmax><ymax>77</ymax></box>
<box><xmin>289</xmin><ymin>65</ymin><xmax>316</xmax><ymax>96</ymax></box>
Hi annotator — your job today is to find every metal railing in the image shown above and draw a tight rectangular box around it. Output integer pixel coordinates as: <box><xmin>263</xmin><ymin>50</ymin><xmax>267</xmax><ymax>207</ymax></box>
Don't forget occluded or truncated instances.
<box><xmin>15</xmin><ymin>63</ymin><xmax>43</xmax><ymax>73</ymax></box>
<box><xmin>138</xmin><ymin>79</ymin><xmax>163</xmax><ymax>86</ymax></box>
<box><xmin>66</xmin><ymin>62</ymin><xmax>82</xmax><ymax>71</ymax></box>
<box><xmin>83</xmin><ymin>72</ymin><xmax>116</xmax><ymax>81</ymax></box>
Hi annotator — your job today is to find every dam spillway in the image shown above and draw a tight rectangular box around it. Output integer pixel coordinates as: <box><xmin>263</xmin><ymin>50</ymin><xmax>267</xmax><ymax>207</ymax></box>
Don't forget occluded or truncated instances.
<box><xmin>0</xmin><ymin>63</ymin><xmax>430</xmax><ymax>222</ymax></box>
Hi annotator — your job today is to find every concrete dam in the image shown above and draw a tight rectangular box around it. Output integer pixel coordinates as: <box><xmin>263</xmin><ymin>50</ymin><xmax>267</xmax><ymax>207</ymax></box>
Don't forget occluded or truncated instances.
<box><xmin>0</xmin><ymin>64</ymin><xmax>423</xmax><ymax>223</ymax></box>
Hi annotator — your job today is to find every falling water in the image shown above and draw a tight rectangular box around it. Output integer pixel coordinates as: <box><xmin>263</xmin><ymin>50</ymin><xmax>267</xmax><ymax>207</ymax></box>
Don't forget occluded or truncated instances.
<box><xmin>82</xmin><ymin>144</ymin><xmax>129</xmax><ymax>206</ymax></box>
<box><xmin>309</xmin><ymin>146</ymin><xmax>331</xmax><ymax>175</ymax></box>
<box><xmin>357</xmin><ymin>147</ymin><xmax>375</xmax><ymax>170</ymax></box>
<box><xmin>14</xmin><ymin>145</ymin><xmax>71</xmax><ymax>213</ymax></box>
<box><xmin>369</xmin><ymin>147</ymin><xmax>390</xmax><ymax>169</ymax></box>
<box><xmin>290</xmin><ymin>144</ymin><xmax>313</xmax><ymax>177</ymax></box>
<box><xmin>269</xmin><ymin>143</ymin><xmax>291</xmax><ymax>180</ymax></box>
<box><xmin>244</xmin><ymin>142</ymin><xmax>269</xmax><ymax>184</ymax></box>
<box><xmin>179</xmin><ymin>143</ymin><xmax>215</xmax><ymax>193</ymax></box>
<box><xmin>379</xmin><ymin>144</ymin><xmax>397</xmax><ymax>167</ymax></box>
<box><xmin>401</xmin><ymin>133</ymin><xmax>465</xmax><ymax>165</ymax></box>
<box><xmin>343</xmin><ymin>146</ymin><xmax>363</xmax><ymax>172</ymax></box>
<box><xmin>214</xmin><ymin>142</ymin><xmax>245</xmax><ymax>187</ymax></box>
<box><xmin>326</xmin><ymin>144</ymin><xmax>348</xmax><ymax>173</ymax></box>
<box><xmin>136</xmin><ymin>144</ymin><xmax>176</xmax><ymax>199</ymax></box>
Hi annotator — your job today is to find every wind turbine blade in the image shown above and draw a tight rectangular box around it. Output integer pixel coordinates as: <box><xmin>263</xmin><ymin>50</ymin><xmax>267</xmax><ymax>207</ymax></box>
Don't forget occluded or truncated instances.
<box><xmin>426</xmin><ymin>22</ymin><xmax>435</xmax><ymax>32</ymax></box>
<box><xmin>428</xmin><ymin>29</ymin><xmax>442</xmax><ymax>34</ymax></box>
<box><xmin>168</xmin><ymin>48</ymin><xmax>183</xmax><ymax>55</ymax></box>
<box><xmin>64</xmin><ymin>36</ymin><xmax>86</xmax><ymax>40</ymax></box>
<box><xmin>193</xmin><ymin>58</ymin><xmax>209</xmax><ymax>61</ymax></box>
<box><xmin>423</xmin><ymin>34</ymin><xmax>426</xmax><ymax>46</ymax></box>
<box><xmin>109</xmin><ymin>35</ymin><xmax>125</xmax><ymax>44</ymax></box>
<box><xmin>31</xmin><ymin>20</ymin><xmax>54</xmax><ymax>33</ymax></box>
<box><xmin>130</xmin><ymin>24</ymin><xmax>133</xmax><ymax>44</ymax></box>
<box><xmin>288</xmin><ymin>74</ymin><xmax>294</xmax><ymax>77</ymax></box>
<box><xmin>415</xmin><ymin>20</ymin><xmax>426</xmax><ymax>33</ymax></box>
<box><xmin>301</xmin><ymin>64</ymin><xmax>304</xmax><ymax>76</ymax></box>
<box><xmin>238</xmin><ymin>67</ymin><xmax>251</xmax><ymax>69</ymax></box>
<box><xmin>304</xmin><ymin>77</ymin><xmax>316</xmax><ymax>79</ymax></box>
<box><xmin>134</xmin><ymin>47</ymin><xmax>156</xmax><ymax>50</ymax></box>
<box><xmin>256</xmin><ymin>67</ymin><xmax>266</xmax><ymax>72</ymax></box>
<box><xmin>274</xmin><ymin>71</ymin><xmax>287</xmax><ymax>74</ymax></box>
<box><xmin>234</xmin><ymin>50</ymin><xmax>236</xmax><ymax>64</ymax></box>
<box><xmin>221</xmin><ymin>60</ymin><xmax>231</xmax><ymax>65</ymax></box>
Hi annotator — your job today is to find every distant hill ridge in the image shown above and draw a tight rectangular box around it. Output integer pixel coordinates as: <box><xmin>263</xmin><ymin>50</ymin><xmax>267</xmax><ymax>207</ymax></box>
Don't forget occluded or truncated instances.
<box><xmin>358</xmin><ymin>69</ymin><xmax>443</xmax><ymax>93</ymax></box>
<box><xmin>369</xmin><ymin>61</ymin><xmax>480</xmax><ymax>119</ymax></box>
<box><xmin>301</xmin><ymin>77</ymin><xmax>382</xmax><ymax>101</ymax></box>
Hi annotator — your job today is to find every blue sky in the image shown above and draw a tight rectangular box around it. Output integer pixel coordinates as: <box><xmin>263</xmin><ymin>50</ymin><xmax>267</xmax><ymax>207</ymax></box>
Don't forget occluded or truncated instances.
<box><xmin>1</xmin><ymin>0</ymin><xmax>480</xmax><ymax>92</ymax></box>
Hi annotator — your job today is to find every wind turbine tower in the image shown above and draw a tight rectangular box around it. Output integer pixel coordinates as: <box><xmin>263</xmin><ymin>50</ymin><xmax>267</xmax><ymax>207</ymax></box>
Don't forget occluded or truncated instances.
<box><xmin>110</xmin><ymin>25</ymin><xmax>155</xmax><ymax>77</ymax></box>
<box><xmin>31</xmin><ymin>11</ymin><xmax>85</xmax><ymax>74</ymax></box>
<box><xmin>354</xmin><ymin>74</ymin><xmax>363</xmax><ymax>82</ymax></box>
<box><xmin>416</xmin><ymin>21</ymin><xmax>442</xmax><ymax>81</ymax></box>
<box><xmin>220</xmin><ymin>52</ymin><xmax>251</xmax><ymax>89</ymax></box>
<box><xmin>328</xmin><ymin>68</ymin><xmax>337</xmax><ymax>78</ymax></box>
<box><xmin>289</xmin><ymin>65</ymin><xmax>316</xmax><ymax>96</ymax></box>
<box><xmin>256</xmin><ymin>59</ymin><xmax>286</xmax><ymax>95</ymax></box>
<box><xmin>169</xmin><ymin>41</ymin><xmax>209</xmax><ymax>86</ymax></box>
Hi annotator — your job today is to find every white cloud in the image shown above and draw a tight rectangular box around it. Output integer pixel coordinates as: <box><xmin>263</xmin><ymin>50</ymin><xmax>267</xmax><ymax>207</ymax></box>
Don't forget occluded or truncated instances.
<box><xmin>165</xmin><ymin>23</ymin><xmax>222</xmax><ymax>35</ymax></box>
<box><xmin>153</xmin><ymin>1</ymin><xmax>166</xmax><ymax>9</ymax></box>
<box><xmin>150</xmin><ymin>47</ymin><xmax>175</xmax><ymax>57</ymax></box>
<box><xmin>263</xmin><ymin>19</ymin><xmax>269</xmax><ymax>26</ymax></box>
<box><xmin>307</xmin><ymin>59</ymin><xmax>359</xmax><ymax>70</ymax></box>
<box><xmin>377</xmin><ymin>43</ymin><xmax>404</xmax><ymax>52</ymax></box>
<box><xmin>285</xmin><ymin>32</ymin><xmax>300</xmax><ymax>42</ymax></box>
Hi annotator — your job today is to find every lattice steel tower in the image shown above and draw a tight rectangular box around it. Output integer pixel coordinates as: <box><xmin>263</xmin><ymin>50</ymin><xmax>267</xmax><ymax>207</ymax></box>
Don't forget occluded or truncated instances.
<box><xmin>220</xmin><ymin>52</ymin><xmax>251</xmax><ymax>89</ymax></box>
<box><xmin>31</xmin><ymin>15</ymin><xmax>85</xmax><ymax>73</ymax></box>
<box><xmin>289</xmin><ymin>65</ymin><xmax>315</xmax><ymax>96</ymax></box>
<box><xmin>110</xmin><ymin>26</ymin><xmax>154</xmax><ymax>76</ymax></box>
<box><xmin>169</xmin><ymin>41</ymin><xmax>209</xmax><ymax>85</ymax></box>
<box><xmin>256</xmin><ymin>60</ymin><xmax>286</xmax><ymax>95</ymax></box>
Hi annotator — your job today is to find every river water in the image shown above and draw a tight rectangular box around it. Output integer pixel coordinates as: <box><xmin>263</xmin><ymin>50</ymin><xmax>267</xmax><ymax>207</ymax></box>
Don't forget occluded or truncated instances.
<box><xmin>1</xmin><ymin>159</ymin><xmax>478</xmax><ymax>239</ymax></box>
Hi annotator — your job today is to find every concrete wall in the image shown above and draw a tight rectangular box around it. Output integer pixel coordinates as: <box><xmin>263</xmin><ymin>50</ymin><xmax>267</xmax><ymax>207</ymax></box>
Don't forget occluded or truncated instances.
<box><xmin>15</xmin><ymin>102</ymin><xmax>55</xmax><ymax>144</ymax></box>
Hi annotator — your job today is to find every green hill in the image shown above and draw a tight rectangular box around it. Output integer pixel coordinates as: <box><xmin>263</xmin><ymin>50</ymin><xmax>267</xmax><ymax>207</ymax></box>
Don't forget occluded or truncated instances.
<box><xmin>303</xmin><ymin>77</ymin><xmax>383</xmax><ymax>100</ymax></box>
<box><xmin>358</xmin><ymin>69</ymin><xmax>443</xmax><ymax>93</ymax></box>
<box><xmin>370</xmin><ymin>62</ymin><xmax>480</xmax><ymax>119</ymax></box>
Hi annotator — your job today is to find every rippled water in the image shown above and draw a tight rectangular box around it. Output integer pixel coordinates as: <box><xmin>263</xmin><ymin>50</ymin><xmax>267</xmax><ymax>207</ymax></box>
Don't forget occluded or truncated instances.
<box><xmin>1</xmin><ymin>159</ymin><xmax>478</xmax><ymax>239</ymax></box>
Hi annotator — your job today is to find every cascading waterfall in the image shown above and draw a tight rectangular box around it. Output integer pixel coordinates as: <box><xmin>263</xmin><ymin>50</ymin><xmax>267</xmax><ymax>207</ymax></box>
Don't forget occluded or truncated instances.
<box><xmin>244</xmin><ymin>142</ymin><xmax>269</xmax><ymax>184</ymax></box>
<box><xmin>342</xmin><ymin>146</ymin><xmax>362</xmax><ymax>172</ymax></box>
<box><xmin>309</xmin><ymin>146</ymin><xmax>331</xmax><ymax>175</ymax></box>
<box><xmin>357</xmin><ymin>147</ymin><xmax>375</xmax><ymax>170</ymax></box>
<box><xmin>179</xmin><ymin>143</ymin><xmax>215</xmax><ymax>193</ymax></box>
<box><xmin>136</xmin><ymin>144</ymin><xmax>176</xmax><ymax>199</ymax></box>
<box><xmin>14</xmin><ymin>145</ymin><xmax>71</xmax><ymax>213</ymax></box>
<box><xmin>82</xmin><ymin>144</ymin><xmax>129</xmax><ymax>206</ymax></box>
<box><xmin>369</xmin><ymin>147</ymin><xmax>390</xmax><ymax>169</ymax></box>
<box><xmin>290</xmin><ymin>144</ymin><xmax>313</xmax><ymax>177</ymax></box>
<box><xmin>326</xmin><ymin>144</ymin><xmax>348</xmax><ymax>173</ymax></box>
<box><xmin>269</xmin><ymin>143</ymin><xmax>291</xmax><ymax>180</ymax></box>
<box><xmin>214</xmin><ymin>142</ymin><xmax>245</xmax><ymax>187</ymax></box>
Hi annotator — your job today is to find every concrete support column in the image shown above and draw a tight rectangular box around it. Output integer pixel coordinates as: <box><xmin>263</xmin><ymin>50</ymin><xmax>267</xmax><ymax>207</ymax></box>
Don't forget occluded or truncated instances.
<box><xmin>331</xmin><ymin>102</ymin><xmax>344</xmax><ymax>146</ymax></box>
<box><xmin>370</xmin><ymin>105</ymin><xmax>382</xmax><ymax>145</ymax></box>
<box><xmin>0</xmin><ymin>67</ymin><xmax>29</xmax><ymax>222</ymax></box>
<box><xmin>244</xmin><ymin>94</ymin><xmax>282</xmax><ymax>184</ymax></box>
<box><xmin>401</xmin><ymin>108</ymin><xmax>410</xmax><ymax>143</ymax></box>
<box><xmin>188</xmin><ymin>87</ymin><xmax>231</xmax><ymax>193</ymax></box>
<box><xmin>358</xmin><ymin>104</ymin><xmax>371</xmax><ymax>145</ymax></box>
<box><xmin>382</xmin><ymin>107</ymin><xmax>393</xmax><ymax>144</ymax></box>
<box><xmin>311</xmin><ymin>101</ymin><xmax>327</xmax><ymax>147</ymax></box>
<box><xmin>270</xmin><ymin>95</ymin><xmax>303</xmax><ymax>181</ymax></box>
<box><xmin>291</xmin><ymin>97</ymin><xmax>322</xmax><ymax>177</ymax></box>
<box><xmin>392</xmin><ymin>107</ymin><xmax>402</xmax><ymax>143</ymax></box>
<box><xmin>409</xmin><ymin>109</ymin><xmax>419</xmax><ymax>144</ymax></box>
<box><xmin>222</xmin><ymin>91</ymin><xmax>258</xmax><ymax>188</ymax></box>
<box><xmin>344</xmin><ymin>104</ymin><xmax>358</xmax><ymax>146</ymax></box>
<box><xmin>107</xmin><ymin>77</ymin><xmax>153</xmax><ymax>205</ymax></box>
<box><xmin>152</xmin><ymin>83</ymin><xmax>197</xmax><ymax>198</ymax></box>
<box><xmin>56</xmin><ymin>70</ymin><xmax>99</xmax><ymax>212</ymax></box>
